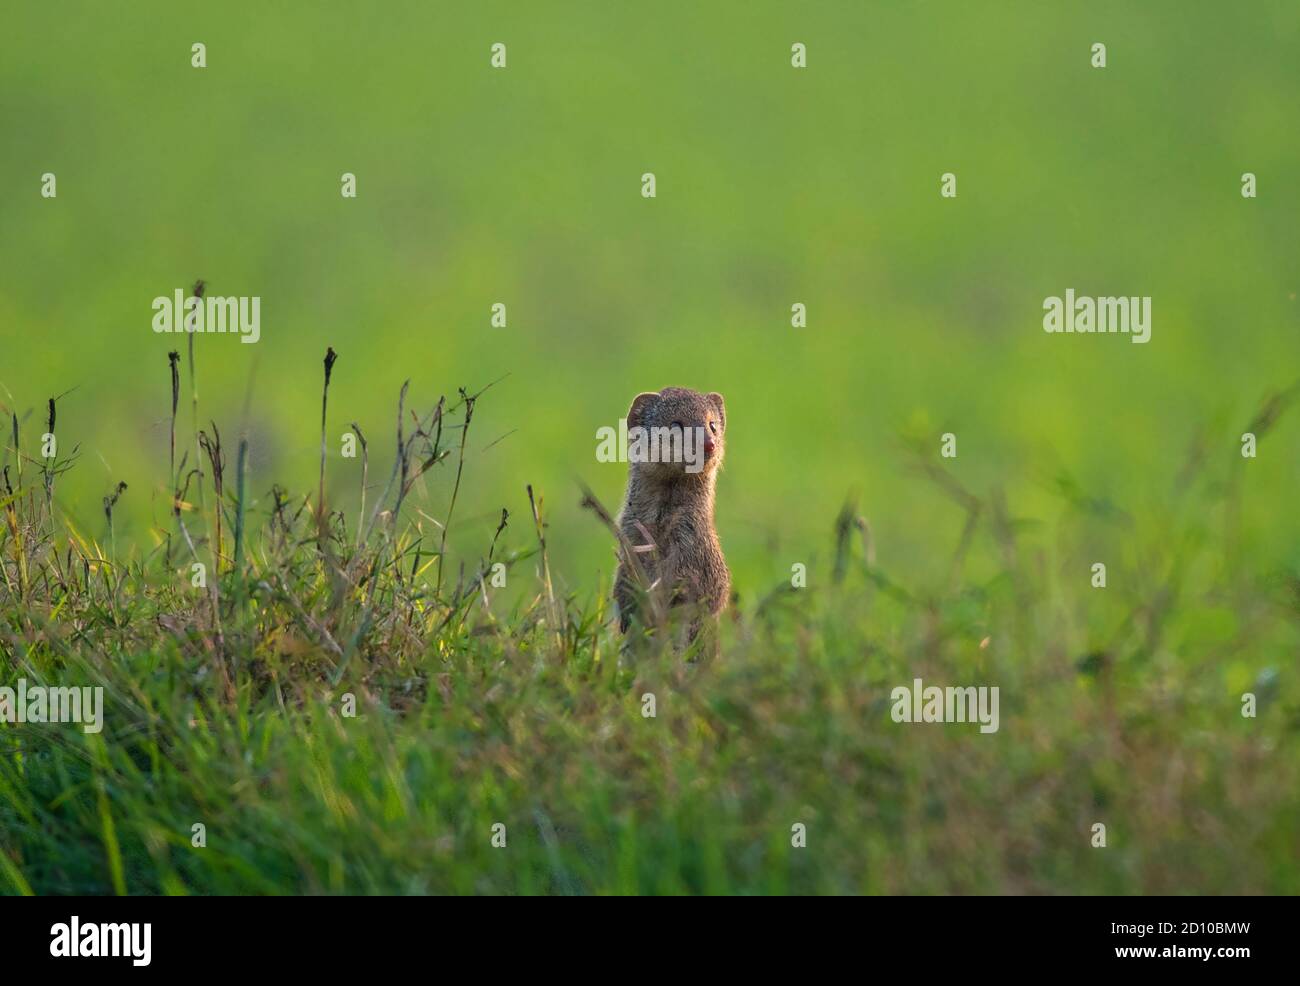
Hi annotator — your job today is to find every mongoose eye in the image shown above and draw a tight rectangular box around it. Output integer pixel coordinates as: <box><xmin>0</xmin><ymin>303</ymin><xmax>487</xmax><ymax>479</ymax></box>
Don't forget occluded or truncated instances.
<box><xmin>708</xmin><ymin>421</ymin><xmax>718</xmax><ymax>435</ymax></box>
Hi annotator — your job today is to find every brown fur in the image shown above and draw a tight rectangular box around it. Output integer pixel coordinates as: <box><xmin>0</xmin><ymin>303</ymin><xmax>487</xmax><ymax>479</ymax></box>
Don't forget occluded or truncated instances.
<box><xmin>613</xmin><ymin>387</ymin><xmax>729</xmax><ymax>637</ymax></box>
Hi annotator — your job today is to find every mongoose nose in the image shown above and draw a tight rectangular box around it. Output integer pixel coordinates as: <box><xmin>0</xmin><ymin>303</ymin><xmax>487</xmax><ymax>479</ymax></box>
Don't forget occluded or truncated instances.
<box><xmin>703</xmin><ymin>438</ymin><xmax>716</xmax><ymax>457</ymax></box>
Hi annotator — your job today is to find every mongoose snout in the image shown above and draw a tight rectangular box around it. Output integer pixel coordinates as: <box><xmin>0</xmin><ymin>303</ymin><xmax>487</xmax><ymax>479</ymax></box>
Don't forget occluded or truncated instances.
<box><xmin>612</xmin><ymin>387</ymin><xmax>730</xmax><ymax>638</ymax></box>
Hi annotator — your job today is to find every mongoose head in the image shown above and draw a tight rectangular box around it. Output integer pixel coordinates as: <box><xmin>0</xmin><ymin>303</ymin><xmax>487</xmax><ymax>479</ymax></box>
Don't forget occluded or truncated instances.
<box><xmin>626</xmin><ymin>387</ymin><xmax>726</xmax><ymax>481</ymax></box>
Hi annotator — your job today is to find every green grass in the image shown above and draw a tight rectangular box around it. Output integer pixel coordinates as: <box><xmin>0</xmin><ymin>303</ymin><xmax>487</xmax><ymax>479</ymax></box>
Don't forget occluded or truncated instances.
<box><xmin>3</xmin><ymin>0</ymin><xmax>1299</xmax><ymax>597</ymax></box>
<box><xmin>1</xmin><ymin>368</ymin><xmax>1297</xmax><ymax>895</ymax></box>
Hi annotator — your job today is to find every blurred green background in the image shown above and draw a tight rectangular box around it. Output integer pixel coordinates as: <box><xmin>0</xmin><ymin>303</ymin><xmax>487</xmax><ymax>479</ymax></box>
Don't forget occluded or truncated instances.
<box><xmin>3</xmin><ymin>0</ymin><xmax>1297</xmax><ymax>599</ymax></box>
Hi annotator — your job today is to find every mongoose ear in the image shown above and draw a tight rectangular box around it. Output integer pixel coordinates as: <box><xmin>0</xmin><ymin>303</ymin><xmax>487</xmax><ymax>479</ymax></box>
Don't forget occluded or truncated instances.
<box><xmin>627</xmin><ymin>391</ymin><xmax>659</xmax><ymax>429</ymax></box>
<box><xmin>706</xmin><ymin>392</ymin><xmax>726</xmax><ymax>428</ymax></box>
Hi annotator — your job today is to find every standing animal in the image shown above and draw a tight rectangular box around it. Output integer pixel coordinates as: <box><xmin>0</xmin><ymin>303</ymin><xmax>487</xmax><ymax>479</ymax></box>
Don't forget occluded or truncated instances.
<box><xmin>612</xmin><ymin>387</ymin><xmax>729</xmax><ymax>641</ymax></box>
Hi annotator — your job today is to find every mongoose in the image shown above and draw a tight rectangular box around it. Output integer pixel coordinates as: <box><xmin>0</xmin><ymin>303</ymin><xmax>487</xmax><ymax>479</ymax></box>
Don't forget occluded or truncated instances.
<box><xmin>612</xmin><ymin>387</ymin><xmax>730</xmax><ymax>639</ymax></box>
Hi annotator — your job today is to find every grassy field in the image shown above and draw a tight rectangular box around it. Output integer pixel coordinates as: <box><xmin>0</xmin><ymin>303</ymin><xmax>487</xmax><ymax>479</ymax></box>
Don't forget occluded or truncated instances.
<box><xmin>1</xmin><ymin>370</ymin><xmax>1298</xmax><ymax>894</ymax></box>
<box><xmin>1</xmin><ymin>1</ymin><xmax>1299</xmax><ymax>894</ymax></box>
